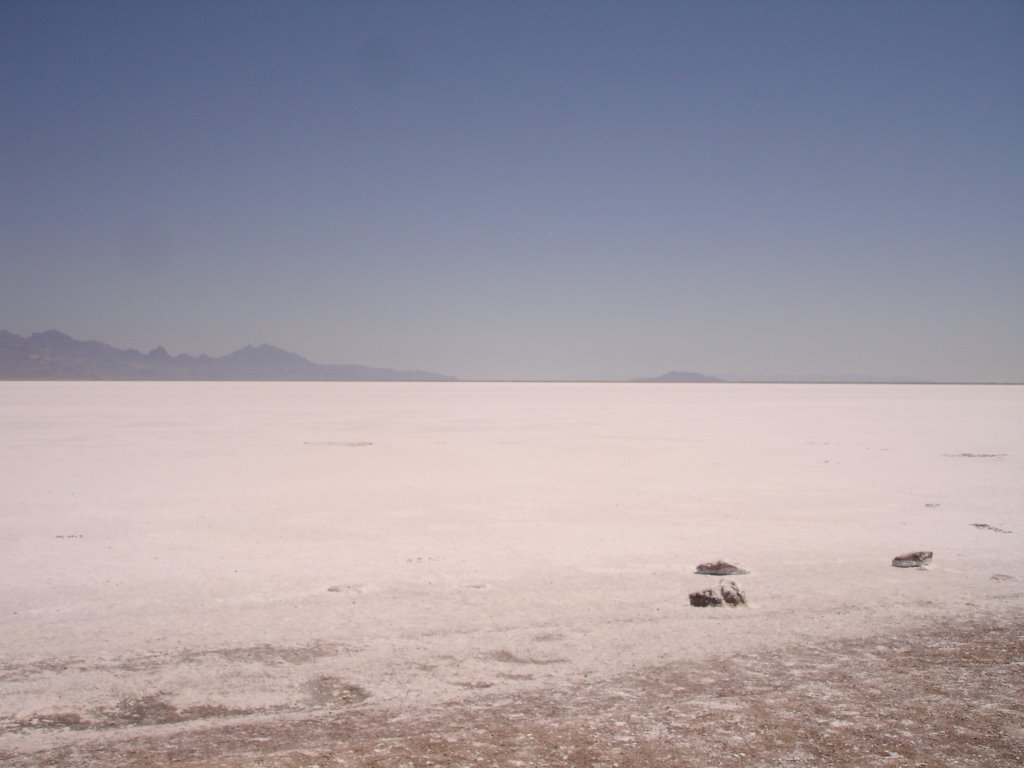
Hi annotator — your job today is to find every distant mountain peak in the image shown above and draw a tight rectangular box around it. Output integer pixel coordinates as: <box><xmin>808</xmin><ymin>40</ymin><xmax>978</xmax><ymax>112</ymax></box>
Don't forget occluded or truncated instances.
<box><xmin>225</xmin><ymin>342</ymin><xmax>299</xmax><ymax>357</ymax></box>
<box><xmin>31</xmin><ymin>329</ymin><xmax>75</xmax><ymax>343</ymax></box>
<box><xmin>632</xmin><ymin>371</ymin><xmax>724</xmax><ymax>383</ymax></box>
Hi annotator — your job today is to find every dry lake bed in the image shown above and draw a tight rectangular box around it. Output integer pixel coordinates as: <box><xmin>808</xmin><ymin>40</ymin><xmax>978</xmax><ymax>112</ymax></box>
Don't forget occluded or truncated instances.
<box><xmin>1</xmin><ymin>382</ymin><xmax>1022</xmax><ymax>767</ymax></box>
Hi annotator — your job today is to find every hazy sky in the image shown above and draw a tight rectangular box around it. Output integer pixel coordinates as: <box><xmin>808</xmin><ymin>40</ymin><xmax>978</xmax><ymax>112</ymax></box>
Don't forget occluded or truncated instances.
<box><xmin>2</xmin><ymin>1</ymin><xmax>1022</xmax><ymax>381</ymax></box>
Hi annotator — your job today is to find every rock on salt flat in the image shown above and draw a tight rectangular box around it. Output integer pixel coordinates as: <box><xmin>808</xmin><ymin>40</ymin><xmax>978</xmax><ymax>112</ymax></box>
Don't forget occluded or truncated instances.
<box><xmin>695</xmin><ymin>560</ymin><xmax>749</xmax><ymax>575</ymax></box>
<box><xmin>689</xmin><ymin>579</ymin><xmax>747</xmax><ymax>607</ymax></box>
<box><xmin>892</xmin><ymin>551</ymin><xmax>933</xmax><ymax>568</ymax></box>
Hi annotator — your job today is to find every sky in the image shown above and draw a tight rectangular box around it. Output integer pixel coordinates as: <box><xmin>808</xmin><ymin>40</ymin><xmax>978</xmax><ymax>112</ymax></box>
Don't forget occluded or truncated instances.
<box><xmin>2</xmin><ymin>0</ymin><xmax>1022</xmax><ymax>381</ymax></box>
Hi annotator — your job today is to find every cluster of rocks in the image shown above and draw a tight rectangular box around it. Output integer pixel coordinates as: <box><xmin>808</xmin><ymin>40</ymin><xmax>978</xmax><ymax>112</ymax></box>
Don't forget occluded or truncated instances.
<box><xmin>689</xmin><ymin>550</ymin><xmax>941</xmax><ymax>609</ymax></box>
<box><xmin>690</xmin><ymin>562</ymin><xmax>748</xmax><ymax>608</ymax></box>
<box><xmin>689</xmin><ymin>579</ymin><xmax>746</xmax><ymax>607</ymax></box>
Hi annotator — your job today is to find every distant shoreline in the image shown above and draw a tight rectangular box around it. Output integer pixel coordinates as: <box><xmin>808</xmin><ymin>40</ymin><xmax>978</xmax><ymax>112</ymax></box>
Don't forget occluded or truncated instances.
<box><xmin>2</xmin><ymin>378</ymin><xmax>1022</xmax><ymax>385</ymax></box>
<box><xmin>6</xmin><ymin>331</ymin><xmax>1021</xmax><ymax>385</ymax></box>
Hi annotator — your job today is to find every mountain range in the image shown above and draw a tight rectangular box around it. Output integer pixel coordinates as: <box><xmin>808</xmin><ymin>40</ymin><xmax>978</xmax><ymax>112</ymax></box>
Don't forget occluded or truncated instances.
<box><xmin>631</xmin><ymin>371</ymin><xmax>724</xmax><ymax>383</ymax></box>
<box><xmin>0</xmin><ymin>330</ymin><xmax>456</xmax><ymax>382</ymax></box>
<box><xmin>3</xmin><ymin>330</ymin><xmax>934</xmax><ymax>383</ymax></box>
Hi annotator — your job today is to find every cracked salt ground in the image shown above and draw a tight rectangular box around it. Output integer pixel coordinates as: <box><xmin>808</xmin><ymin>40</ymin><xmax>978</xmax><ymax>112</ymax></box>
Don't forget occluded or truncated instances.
<box><xmin>1</xmin><ymin>382</ymin><xmax>1022</xmax><ymax>766</ymax></box>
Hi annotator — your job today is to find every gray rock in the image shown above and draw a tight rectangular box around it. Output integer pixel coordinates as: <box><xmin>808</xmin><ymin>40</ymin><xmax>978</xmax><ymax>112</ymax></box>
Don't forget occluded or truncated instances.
<box><xmin>720</xmin><ymin>580</ymin><xmax>746</xmax><ymax>606</ymax></box>
<box><xmin>695</xmin><ymin>560</ymin><xmax>749</xmax><ymax>576</ymax></box>
<box><xmin>892</xmin><ymin>551</ymin><xmax>933</xmax><ymax>568</ymax></box>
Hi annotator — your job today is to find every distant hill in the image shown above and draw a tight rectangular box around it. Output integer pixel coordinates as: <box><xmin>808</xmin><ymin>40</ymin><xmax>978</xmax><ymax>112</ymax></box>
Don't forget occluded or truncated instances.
<box><xmin>0</xmin><ymin>330</ymin><xmax>456</xmax><ymax>382</ymax></box>
<box><xmin>632</xmin><ymin>371</ymin><xmax>724</xmax><ymax>383</ymax></box>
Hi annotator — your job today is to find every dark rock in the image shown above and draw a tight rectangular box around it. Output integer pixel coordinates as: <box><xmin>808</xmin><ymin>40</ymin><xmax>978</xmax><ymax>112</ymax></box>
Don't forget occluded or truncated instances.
<box><xmin>695</xmin><ymin>560</ymin><xmax>749</xmax><ymax>576</ymax></box>
<box><xmin>892</xmin><ymin>551</ymin><xmax>933</xmax><ymax>568</ymax></box>
<box><xmin>689</xmin><ymin>589</ymin><xmax>723</xmax><ymax>607</ymax></box>
<box><xmin>689</xmin><ymin>579</ymin><xmax>747</xmax><ymax>608</ymax></box>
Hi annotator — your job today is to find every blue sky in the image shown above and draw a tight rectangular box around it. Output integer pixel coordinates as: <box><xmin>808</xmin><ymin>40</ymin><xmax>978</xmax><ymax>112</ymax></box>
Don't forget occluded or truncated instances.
<box><xmin>2</xmin><ymin>0</ymin><xmax>1022</xmax><ymax>380</ymax></box>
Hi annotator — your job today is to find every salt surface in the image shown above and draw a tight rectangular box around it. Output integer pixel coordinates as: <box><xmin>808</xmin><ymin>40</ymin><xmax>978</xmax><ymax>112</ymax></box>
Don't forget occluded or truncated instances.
<box><xmin>1</xmin><ymin>382</ymin><xmax>1022</xmax><ymax>754</ymax></box>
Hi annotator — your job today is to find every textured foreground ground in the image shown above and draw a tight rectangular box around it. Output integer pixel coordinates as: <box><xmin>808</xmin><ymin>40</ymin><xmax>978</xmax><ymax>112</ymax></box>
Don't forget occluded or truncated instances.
<box><xmin>2</xmin><ymin>383</ymin><xmax>1022</xmax><ymax>766</ymax></box>
<box><xmin>3</xmin><ymin>614</ymin><xmax>1022</xmax><ymax>767</ymax></box>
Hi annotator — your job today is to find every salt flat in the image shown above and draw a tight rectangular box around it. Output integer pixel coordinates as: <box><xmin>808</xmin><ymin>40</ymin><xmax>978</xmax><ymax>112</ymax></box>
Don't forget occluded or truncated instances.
<box><xmin>1</xmin><ymin>382</ymin><xmax>1022</xmax><ymax>766</ymax></box>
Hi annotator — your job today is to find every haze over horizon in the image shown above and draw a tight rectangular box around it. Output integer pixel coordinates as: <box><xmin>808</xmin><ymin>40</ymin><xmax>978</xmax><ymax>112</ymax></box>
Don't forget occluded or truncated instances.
<box><xmin>3</xmin><ymin>1</ymin><xmax>1022</xmax><ymax>382</ymax></box>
